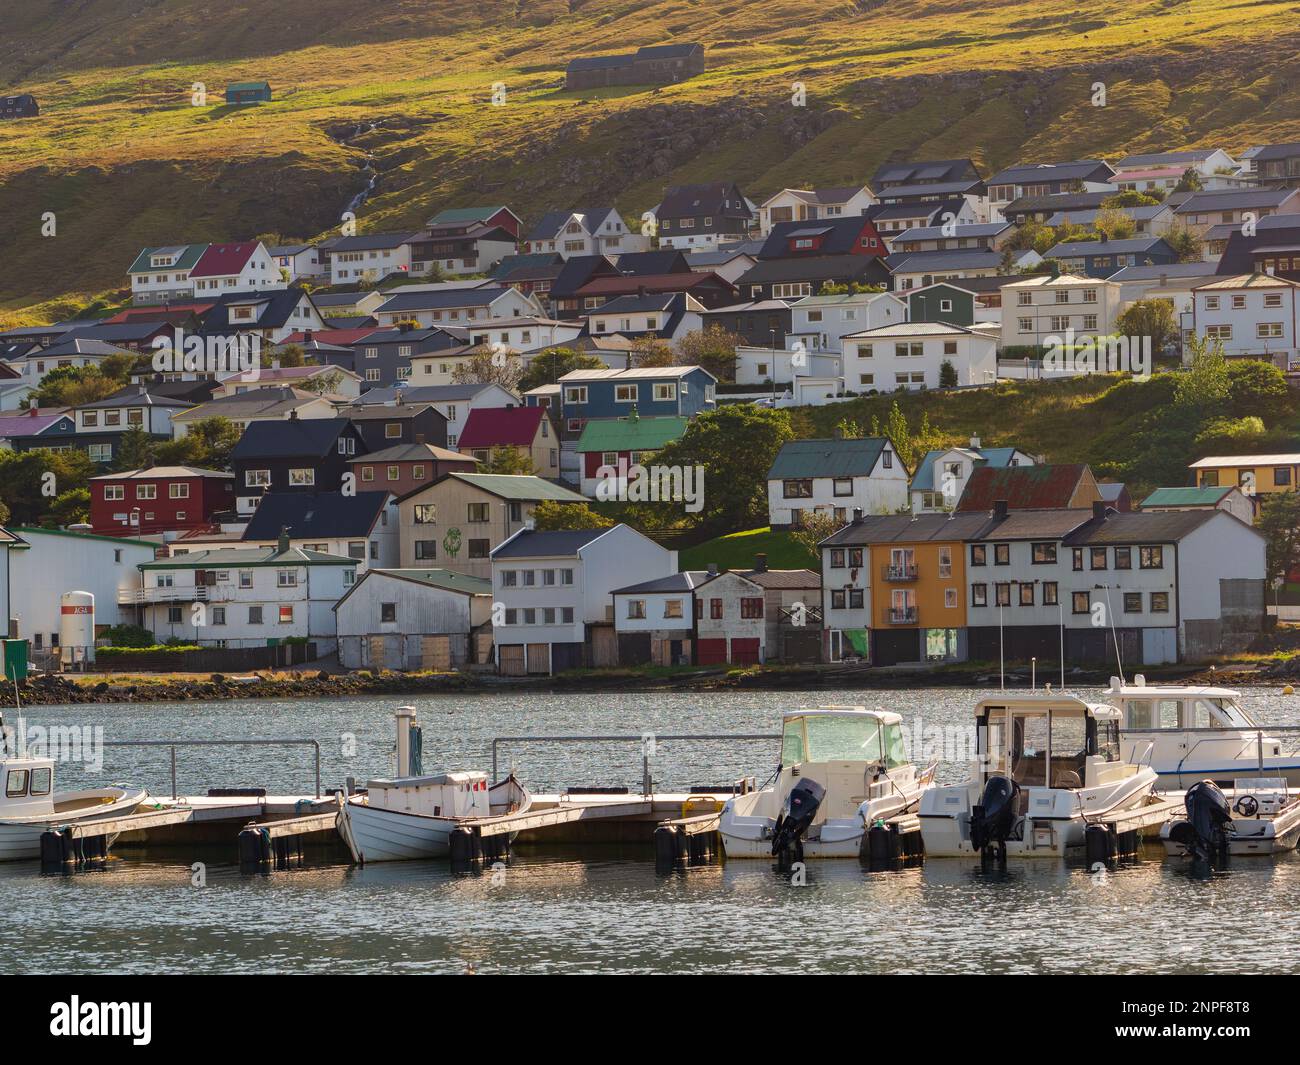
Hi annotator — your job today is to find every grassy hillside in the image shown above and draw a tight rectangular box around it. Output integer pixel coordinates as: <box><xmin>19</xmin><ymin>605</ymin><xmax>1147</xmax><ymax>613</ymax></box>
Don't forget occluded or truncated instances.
<box><xmin>679</xmin><ymin>527</ymin><xmax>816</xmax><ymax>571</ymax></box>
<box><xmin>2</xmin><ymin>0</ymin><xmax>1300</xmax><ymax>321</ymax></box>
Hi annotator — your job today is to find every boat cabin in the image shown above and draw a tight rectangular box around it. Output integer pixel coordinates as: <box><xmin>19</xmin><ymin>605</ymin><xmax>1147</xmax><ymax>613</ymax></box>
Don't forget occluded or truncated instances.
<box><xmin>366</xmin><ymin>771</ymin><xmax>491</xmax><ymax>818</ymax></box>
<box><xmin>1105</xmin><ymin>677</ymin><xmax>1255</xmax><ymax>732</ymax></box>
<box><xmin>975</xmin><ymin>695</ymin><xmax>1125</xmax><ymax>792</ymax></box>
<box><xmin>0</xmin><ymin>755</ymin><xmax>56</xmax><ymax>818</ymax></box>
<box><xmin>781</xmin><ymin>707</ymin><xmax>907</xmax><ymax>769</ymax></box>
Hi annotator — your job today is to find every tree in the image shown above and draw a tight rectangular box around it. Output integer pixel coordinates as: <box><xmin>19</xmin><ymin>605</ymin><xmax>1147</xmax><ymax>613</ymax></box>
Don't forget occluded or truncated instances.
<box><xmin>479</xmin><ymin>446</ymin><xmax>536</xmax><ymax>475</ymax></box>
<box><xmin>676</xmin><ymin>326</ymin><xmax>740</xmax><ymax>383</ymax></box>
<box><xmin>451</xmin><ymin>348</ymin><xmax>524</xmax><ymax>392</ymax></box>
<box><xmin>1164</xmin><ymin>223</ymin><xmax>1204</xmax><ymax>263</ymax></box>
<box><xmin>939</xmin><ymin>359</ymin><xmax>958</xmax><ymax>388</ymax></box>
<box><xmin>883</xmin><ymin>401</ymin><xmax>914</xmax><ymax>467</ymax></box>
<box><xmin>26</xmin><ymin>364</ymin><xmax>125</xmax><ymax>409</ymax></box>
<box><xmin>517</xmin><ymin>348</ymin><xmax>607</xmax><ymax>393</ymax></box>
<box><xmin>1226</xmin><ymin>360</ymin><xmax>1289</xmax><ymax>421</ymax></box>
<box><xmin>1175</xmin><ymin>334</ymin><xmax>1230</xmax><ymax>408</ymax></box>
<box><xmin>1174</xmin><ymin>167</ymin><xmax>1204</xmax><ymax>193</ymax></box>
<box><xmin>263</xmin><ymin>343</ymin><xmax>305</xmax><ymax>368</ymax></box>
<box><xmin>301</xmin><ymin>368</ymin><xmax>346</xmax><ymax>396</ymax></box>
<box><xmin>789</xmin><ymin>510</ymin><xmax>844</xmax><ymax>561</ymax></box>
<box><xmin>153</xmin><ymin>416</ymin><xmax>240</xmax><ymax>470</ymax></box>
<box><xmin>1102</xmin><ymin>190</ymin><xmax>1161</xmax><ymax>208</ymax></box>
<box><xmin>112</xmin><ymin>427</ymin><xmax>158</xmax><ymax>472</ymax></box>
<box><xmin>0</xmin><ymin>448</ymin><xmax>95</xmax><ymax>526</ymax></box>
<box><xmin>1116</xmin><ymin>299</ymin><xmax>1177</xmax><ymax>356</ymax></box>
<box><xmin>47</xmin><ymin>488</ymin><xmax>91</xmax><ymax>527</ymax></box>
<box><xmin>1093</xmin><ymin>207</ymin><xmax>1136</xmax><ymax>242</ymax></box>
<box><xmin>1257</xmin><ymin>492</ymin><xmax>1300</xmax><ymax>585</ymax></box>
<box><xmin>630</xmin><ymin>338</ymin><xmax>677</xmax><ymax>369</ymax></box>
<box><xmin>649</xmin><ymin>405</ymin><xmax>795</xmax><ymax>533</ymax></box>
<box><xmin>835</xmin><ymin>417</ymin><xmax>864</xmax><ymax>439</ymax></box>
<box><xmin>531</xmin><ymin>500</ymin><xmax>615</xmax><ymax>531</ymax></box>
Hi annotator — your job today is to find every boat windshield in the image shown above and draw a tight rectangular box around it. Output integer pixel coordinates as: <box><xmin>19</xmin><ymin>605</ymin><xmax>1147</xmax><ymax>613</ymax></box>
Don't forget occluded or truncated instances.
<box><xmin>1007</xmin><ymin>711</ymin><xmax>1088</xmax><ymax>789</ymax></box>
<box><xmin>1125</xmin><ymin>695</ymin><xmax>1254</xmax><ymax>729</ymax></box>
<box><xmin>783</xmin><ymin>714</ymin><xmax>885</xmax><ymax>764</ymax></box>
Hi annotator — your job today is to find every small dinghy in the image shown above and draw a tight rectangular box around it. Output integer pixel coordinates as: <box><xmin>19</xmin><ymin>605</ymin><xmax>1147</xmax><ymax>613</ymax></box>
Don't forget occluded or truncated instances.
<box><xmin>1162</xmin><ymin>778</ymin><xmax>1300</xmax><ymax>861</ymax></box>
<box><xmin>336</xmin><ymin>706</ymin><xmax>532</xmax><ymax>863</ymax></box>
<box><xmin>0</xmin><ymin>714</ymin><xmax>147</xmax><ymax>861</ymax></box>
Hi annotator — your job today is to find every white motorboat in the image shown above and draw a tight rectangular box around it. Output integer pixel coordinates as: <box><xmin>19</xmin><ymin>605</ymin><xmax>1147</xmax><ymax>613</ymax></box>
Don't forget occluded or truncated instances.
<box><xmin>338</xmin><ymin>771</ymin><xmax>532</xmax><ymax>863</ymax></box>
<box><xmin>1107</xmin><ymin>676</ymin><xmax>1300</xmax><ymax>790</ymax></box>
<box><xmin>920</xmin><ymin>694</ymin><xmax>1159</xmax><ymax>859</ymax></box>
<box><xmin>1161</xmin><ymin>777</ymin><xmax>1300</xmax><ymax>860</ymax></box>
<box><xmin>335</xmin><ymin>705</ymin><xmax>532</xmax><ymax>863</ymax></box>
<box><xmin>0</xmin><ymin>724</ymin><xmax>147</xmax><ymax>861</ymax></box>
<box><xmin>719</xmin><ymin>706</ymin><xmax>936</xmax><ymax>861</ymax></box>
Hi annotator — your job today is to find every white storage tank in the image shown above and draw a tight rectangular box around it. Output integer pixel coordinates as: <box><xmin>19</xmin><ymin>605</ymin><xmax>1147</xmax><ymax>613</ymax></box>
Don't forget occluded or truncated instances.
<box><xmin>59</xmin><ymin>590</ymin><xmax>95</xmax><ymax>669</ymax></box>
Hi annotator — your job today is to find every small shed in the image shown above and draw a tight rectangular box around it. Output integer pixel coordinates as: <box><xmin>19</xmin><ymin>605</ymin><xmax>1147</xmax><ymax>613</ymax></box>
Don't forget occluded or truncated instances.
<box><xmin>0</xmin><ymin>94</ymin><xmax>39</xmax><ymax>119</ymax></box>
<box><xmin>225</xmin><ymin>82</ymin><xmax>272</xmax><ymax>105</ymax></box>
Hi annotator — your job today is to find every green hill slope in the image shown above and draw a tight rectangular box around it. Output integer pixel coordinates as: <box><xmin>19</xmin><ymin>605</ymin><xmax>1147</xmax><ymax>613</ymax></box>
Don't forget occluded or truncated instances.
<box><xmin>2</xmin><ymin>0</ymin><xmax>1299</xmax><ymax>320</ymax></box>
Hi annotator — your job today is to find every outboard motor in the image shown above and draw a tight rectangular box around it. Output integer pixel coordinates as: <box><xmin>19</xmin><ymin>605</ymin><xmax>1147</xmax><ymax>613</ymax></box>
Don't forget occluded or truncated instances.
<box><xmin>969</xmin><ymin>775</ymin><xmax>1020</xmax><ymax>861</ymax></box>
<box><xmin>770</xmin><ymin>777</ymin><xmax>826</xmax><ymax>865</ymax></box>
<box><xmin>1168</xmin><ymin>780</ymin><xmax>1234</xmax><ymax>866</ymax></box>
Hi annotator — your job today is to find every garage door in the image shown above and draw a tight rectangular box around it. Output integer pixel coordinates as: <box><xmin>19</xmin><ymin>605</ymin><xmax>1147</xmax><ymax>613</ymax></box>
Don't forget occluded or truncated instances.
<box><xmin>526</xmin><ymin>643</ymin><xmax>551</xmax><ymax>674</ymax></box>
<box><xmin>420</xmin><ymin>635</ymin><xmax>452</xmax><ymax>672</ymax></box>
<box><xmin>497</xmin><ymin>644</ymin><xmax>526</xmax><ymax>676</ymax></box>
<box><xmin>365</xmin><ymin>636</ymin><xmax>385</xmax><ymax>669</ymax></box>
<box><xmin>697</xmin><ymin>638</ymin><xmax>728</xmax><ymax>665</ymax></box>
<box><xmin>729</xmin><ymin>638</ymin><xmax>761</xmax><ymax>666</ymax></box>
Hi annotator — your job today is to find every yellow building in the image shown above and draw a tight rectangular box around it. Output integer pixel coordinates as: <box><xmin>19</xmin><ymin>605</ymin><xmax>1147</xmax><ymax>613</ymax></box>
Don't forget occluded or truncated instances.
<box><xmin>1189</xmin><ymin>453</ymin><xmax>1300</xmax><ymax>515</ymax></box>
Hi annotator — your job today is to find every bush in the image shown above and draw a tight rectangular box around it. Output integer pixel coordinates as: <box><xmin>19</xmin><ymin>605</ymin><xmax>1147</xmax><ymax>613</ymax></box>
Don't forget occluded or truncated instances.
<box><xmin>96</xmin><ymin>644</ymin><xmax>202</xmax><ymax>656</ymax></box>
<box><xmin>101</xmin><ymin>624</ymin><xmax>154</xmax><ymax>648</ymax></box>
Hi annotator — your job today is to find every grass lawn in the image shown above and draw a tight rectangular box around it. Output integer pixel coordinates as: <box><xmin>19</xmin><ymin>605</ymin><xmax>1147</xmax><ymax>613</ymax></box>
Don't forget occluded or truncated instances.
<box><xmin>678</xmin><ymin>527</ymin><xmax>815</xmax><ymax>572</ymax></box>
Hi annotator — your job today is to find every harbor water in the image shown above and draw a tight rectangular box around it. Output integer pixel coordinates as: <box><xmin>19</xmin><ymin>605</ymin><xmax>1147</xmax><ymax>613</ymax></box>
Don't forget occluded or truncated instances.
<box><xmin>6</xmin><ymin>687</ymin><xmax>1300</xmax><ymax>974</ymax></box>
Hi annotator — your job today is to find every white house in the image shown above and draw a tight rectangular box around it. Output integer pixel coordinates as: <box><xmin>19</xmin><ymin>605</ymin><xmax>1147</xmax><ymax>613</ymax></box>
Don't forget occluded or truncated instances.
<box><xmin>521</xmin><ymin>208</ymin><xmax>650</xmax><ymax>259</ymax></box>
<box><xmin>334</xmin><ymin>567</ymin><xmax>494</xmax><ymax>670</ymax></box>
<box><xmin>350</xmin><ymin>382</ymin><xmax>518</xmax><ymax>453</ymax></box>
<box><xmin>611</xmin><ymin>570</ymin><xmax>706</xmax><ymax>667</ymax></box>
<box><xmin>490</xmin><ymin>524</ymin><xmax>676</xmax><ymax>674</ymax></box>
<box><xmin>734</xmin><ymin>345</ymin><xmax>842</xmax><ymax>388</ymax></box>
<box><xmin>1185</xmin><ymin>273</ymin><xmax>1300</xmax><ymax>369</ymax></box>
<box><xmin>268</xmin><ymin>244</ymin><xmax>328</xmax><ymax>283</ymax></box>
<box><xmin>1000</xmin><ymin>274</ymin><xmax>1124</xmax><ymax>351</ymax></box>
<box><xmin>757</xmin><ymin>186</ymin><xmax>877</xmax><ymax>236</ymax></box>
<box><xmin>188</xmin><ymin>241</ymin><xmax>286</xmax><ymax>298</ymax></box>
<box><xmin>213</xmin><ymin>363</ymin><xmax>364</xmax><ymax>400</ymax></box>
<box><xmin>909</xmin><ymin>438</ymin><xmax>1039</xmax><ymax>513</ymax></box>
<box><xmin>766</xmin><ymin>436</ymin><xmax>908</xmax><ymax>529</ymax></box>
<box><xmin>372</xmin><ymin>286</ymin><xmax>543</xmax><ymax>329</ymax></box>
<box><xmin>326</xmin><ymin>233</ymin><xmax>419</xmax><ymax>286</ymax></box>
<box><xmin>127</xmin><ymin>244</ymin><xmax>208</xmax><ymax>306</ymax></box>
<box><xmin>843</xmin><ymin>322</ymin><xmax>998</xmax><ymax>391</ymax></box>
<box><xmin>5</xmin><ymin>526</ymin><xmax>157</xmax><ymax>657</ymax></box>
<box><xmin>130</xmin><ymin>538</ymin><xmax>356</xmax><ymax>652</ymax></box>
<box><xmin>1113</xmin><ymin>148</ymin><xmax>1239</xmax><ymax>180</ymax></box>
<box><xmin>788</xmin><ymin>292</ymin><xmax>907</xmax><ymax>354</ymax></box>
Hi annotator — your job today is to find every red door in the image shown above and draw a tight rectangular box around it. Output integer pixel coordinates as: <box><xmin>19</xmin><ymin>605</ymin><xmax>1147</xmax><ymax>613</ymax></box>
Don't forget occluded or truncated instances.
<box><xmin>696</xmin><ymin>639</ymin><xmax>728</xmax><ymax>665</ymax></box>
<box><xmin>729</xmin><ymin>638</ymin><xmax>761</xmax><ymax>665</ymax></box>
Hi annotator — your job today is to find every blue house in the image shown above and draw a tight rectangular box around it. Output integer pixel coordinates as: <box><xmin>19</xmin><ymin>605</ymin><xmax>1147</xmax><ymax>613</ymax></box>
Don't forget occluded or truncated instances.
<box><xmin>225</xmin><ymin>81</ymin><xmax>272</xmax><ymax>105</ymax></box>
<box><xmin>554</xmin><ymin>366</ymin><xmax>717</xmax><ymax>435</ymax></box>
<box><xmin>1044</xmin><ymin>237</ymin><xmax>1178</xmax><ymax>279</ymax></box>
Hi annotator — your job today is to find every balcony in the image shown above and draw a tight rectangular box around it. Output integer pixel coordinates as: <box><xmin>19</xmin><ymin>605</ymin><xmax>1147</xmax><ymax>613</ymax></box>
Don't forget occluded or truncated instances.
<box><xmin>882</xmin><ymin>563</ymin><xmax>919</xmax><ymax>582</ymax></box>
<box><xmin>887</xmin><ymin>607</ymin><xmax>918</xmax><ymax>625</ymax></box>
<box><xmin>119</xmin><ymin>586</ymin><xmax>209</xmax><ymax>605</ymax></box>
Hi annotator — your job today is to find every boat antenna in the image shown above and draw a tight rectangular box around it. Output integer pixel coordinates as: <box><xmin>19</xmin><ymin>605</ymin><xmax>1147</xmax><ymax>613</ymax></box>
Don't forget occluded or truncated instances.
<box><xmin>1098</xmin><ymin>583</ymin><xmax>1126</xmax><ymax>686</ymax></box>
<box><xmin>1</xmin><ymin>663</ymin><xmax>17</xmax><ymax>757</ymax></box>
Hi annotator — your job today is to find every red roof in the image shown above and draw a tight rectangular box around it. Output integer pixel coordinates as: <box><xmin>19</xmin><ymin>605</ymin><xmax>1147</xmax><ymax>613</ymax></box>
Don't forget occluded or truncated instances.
<box><xmin>457</xmin><ymin>407</ymin><xmax>548</xmax><ymax>449</ymax></box>
<box><xmin>190</xmin><ymin>242</ymin><xmax>259</xmax><ymax>278</ymax></box>
<box><xmin>574</xmin><ymin>272</ymin><xmax>734</xmax><ymax>297</ymax></box>
<box><xmin>956</xmin><ymin>464</ymin><xmax>1094</xmax><ymax>511</ymax></box>
<box><xmin>282</xmin><ymin>327</ymin><xmax>379</xmax><ymax>345</ymax></box>
<box><xmin>106</xmin><ymin>303</ymin><xmax>214</xmax><ymax>323</ymax></box>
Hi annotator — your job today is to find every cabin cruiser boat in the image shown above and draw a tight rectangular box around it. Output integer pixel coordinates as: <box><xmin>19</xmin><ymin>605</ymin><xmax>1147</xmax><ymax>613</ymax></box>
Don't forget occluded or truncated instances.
<box><xmin>1161</xmin><ymin>777</ymin><xmax>1300</xmax><ymax>860</ymax></box>
<box><xmin>919</xmin><ymin>694</ymin><xmax>1159</xmax><ymax>859</ymax></box>
<box><xmin>338</xmin><ymin>771</ymin><xmax>532</xmax><ymax>863</ymax></box>
<box><xmin>718</xmin><ymin>706</ymin><xmax>937</xmax><ymax>860</ymax></box>
<box><xmin>1106</xmin><ymin>676</ymin><xmax>1300</xmax><ymax>790</ymax></box>
<box><xmin>336</xmin><ymin>705</ymin><xmax>532</xmax><ymax>863</ymax></box>
<box><xmin>0</xmin><ymin>716</ymin><xmax>147</xmax><ymax>861</ymax></box>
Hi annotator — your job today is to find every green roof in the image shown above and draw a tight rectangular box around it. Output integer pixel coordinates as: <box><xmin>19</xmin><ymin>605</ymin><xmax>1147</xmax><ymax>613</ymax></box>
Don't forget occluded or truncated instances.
<box><xmin>766</xmin><ymin>437</ymin><xmax>891</xmax><ymax>480</ymax></box>
<box><xmin>1140</xmin><ymin>486</ymin><xmax>1234</xmax><ymax>508</ymax></box>
<box><xmin>575</xmin><ymin>415</ymin><xmax>688</xmax><ymax>453</ymax></box>
<box><xmin>227</xmin><ymin>81</ymin><xmax>271</xmax><ymax>91</ymax></box>
<box><xmin>140</xmin><ymin>546</ymin><xmax>354</xmax><ymax>570</ymax></box>
<box><xmin>126</xmin><ymin>243</ymin><xmax>206</xmax><ymax>275</ymax></box>
<box><xmin>446</xmin><ymin>472</ymin><xmax>587</xmax><ymax>502</ymax></box>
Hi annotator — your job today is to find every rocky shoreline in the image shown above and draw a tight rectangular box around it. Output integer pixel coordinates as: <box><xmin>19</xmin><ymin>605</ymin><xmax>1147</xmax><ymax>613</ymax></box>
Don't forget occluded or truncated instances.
<box><xmin>1</xmin><ymin>661</ymin><xmax>1280</xmax><ymax>706</ymax></box>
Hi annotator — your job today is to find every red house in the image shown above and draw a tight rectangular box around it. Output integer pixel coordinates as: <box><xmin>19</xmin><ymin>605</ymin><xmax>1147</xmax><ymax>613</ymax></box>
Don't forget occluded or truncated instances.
<box><xmin>457</xmin><ymin>407</ymin><xmax>559</xmax><ymax>479</ymax></box>
<box><xmin>89</xmin><ymin>466</ymin><xmax>235</xmax><ymax>538</ymax></box>
<box><xmin>757</xmin><ymin>213</ymin><xmax>888</xmax><ymax>260</ymax></box>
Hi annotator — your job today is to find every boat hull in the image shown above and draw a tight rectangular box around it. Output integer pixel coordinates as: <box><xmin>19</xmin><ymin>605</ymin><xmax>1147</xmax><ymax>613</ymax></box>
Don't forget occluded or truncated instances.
<box><xmin>0</xmin><ymin>786</ymin><xmax>148</xmax><ymax>862</ymax></box>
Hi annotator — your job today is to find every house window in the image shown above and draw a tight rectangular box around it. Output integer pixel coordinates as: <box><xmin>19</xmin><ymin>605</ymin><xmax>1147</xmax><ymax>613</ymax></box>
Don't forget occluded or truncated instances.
<box><xmin>136</xmin><ymin>484</ymin><xmax>157</xmax><ymax>500</ymax></box>
<box><xmin>882</xmin><ymin>451</ymin><xmax>892</xmax><ymax>469</ymax></box>
<box><xmin>1114</xmin><ymin>546</ymin><xmax>1131</xmax><ymax>569</ymax></box>
<box><xmin>468</xmin><ymin>502</ymin><xmax>490</xmax><ymax>522</ymax></box>
<box><xmin>992</xmin><ymin>583</ymin><xmax>1010</xmax><ymax>607</ymax></box>
<box><xmin>1090</xmin><ymin>547</ymin><xmax>1107</xmax><ymax>570</ymax></box>
<box><xmin>415</xmin><ymin>540</ymin><xmax>437</xmax><ymax>560</ymax></box>
<box><xmin>1071</xmin><ymin>591</ymin><xmax>1090</xmax><ymax>614</ymax></box>
<box><xmin>248</xmin><ymin>605</ymin><xmax>264</xmax><ymax>625</ymax></box>
<box><xmin>413</xmin><ymin>465</ymin><xmax>426</xmax><ymax>481</ymax></box>
<box><xmin>831</xmin><ymin>589</ymin><xmax>847</xmax><ymax>609</ymax></box>
<box><xmin>279</xmin><ymin>605</ymin><xmax>294</xmax><ymax>624</ymax></box>
<box><xmin>971</xmin><ymin>544</ymin><xmax>986</xmax><ymax>566</ymax></box>
<box><xmin>238</xmin><ymin>571</ymin><xmax>253</xmax><ymax>589</ymax></box>
<box><xmin>1042</xmin><ymin>581</ymin><xmax>1058</xmax><ymax>605</ymax></box>
<box><xmin>830</xmin><ymin>549</ymin><xmax>845</xmax><ymax>568</ymax></box>
<box><xmin>1019</xmin><ymin>583</ymin><xmax>1034</xmax><ymax>606</ymax></box>
<box><xmin>414</xmin><ymin>504</ymin><xmax>437</xmax><ymax>524</ymax></box>
<box><xmin>938</xmin><ymin>546</ymin><xmax>952</xmax><ymax>578</ymax></box>
<box><xmin>246</xmin><ymin>470</ymin><xmax>270</xmax><ymax>487</ymax></box>
<box><xmin>627</xmin><ymin>600</ymin><xmax>647</xmax><ymax>620</ymax></box>
<box><xmin>1031</xmin><ymin>542</ymin><xmax>1056</xmax><ymax>564</ymax></box>
<box><xmin>289</xmin><ymin>468</ymin><xmax>315</xmax><ymax>486</ymax></box>
<box><xmin>104</xmin><ymin>485</ymin><xmax>124</xmax><ymax>501</ymax></box>
<box><xmin>993</xmin><ymin>543</ymin><xmax>1009</xmax><ymax>565</ymax></box>
<box><xmin>564</xmin><ymin>386</ymin><xmax>589</xmax><ymax>404</ymax></box>
<box><xmin>168</xmin><ymin>483</ymin><xmax>190</xmax><ymax>499</ymax></box>
<box><xmin>740</xmin><ymin>597</ymin><xmax>764</xmax><ymax>619</ymax></box>
<box><xmin>167</xmin><ymin>606</ymin><xmax>182</xmax><ymax>624</ymax></box>
<box><xmin>361</xmin><ymin>466</ymin><xmax>375</xmax><ymax>482</ymax></box>
<box><xmin>348</xmin><ymin>542</ymin><xmax>366</xmax><ymax>559</ymax></box>
<box><xmin>652</xmin><ymin>383</ymin><xmax>677</xmax><ymax>401</ymax></box>
<box><xmin>381</xmin><ymin>603</ymin><xmax>397</xmax><ymax>623</ymax></box>
<box><xmin>615</xmin><ymin>384</ymin><xmax>638</xmax><ymax>403</ymax></box>
<box><xmin>468</xmin><ymin>539</ymin><xmax>490</xmax><ymax>558</ymax></box>
<box><xmin>212</xmin><ymin>606</ymin><xmax>226</xmax><ymax>625</ymax></box>
<box><xmin>783</xmin><ymin>479</ymin><xmax>813</xmax><ymax>499</ymax></box>
<box><xmin>87</xmin><ymin>444</ymin><xmax>112</xmax><ymax>463</ymax></box>
<box><xmin>385</xmin><ymin>423</ymin><xmax>402</xmax><ymax>439</ymax></box>
<box><xmin>1071</xmin><ymin>548</ymin><xmax>1084</xmax><ymax>571</ymax></box>
<box><xmin>277</xmin><ymin>569</ymin><xmax>298</xmax><ymax>587</ymax></box>
<box><xmin>1150</xmin><ymin>592</ymin><xmax>1170</xmax><ymax>613</ymax></box>
<box><xmin>1123</xmin><ymin>593</ymin><xmax>1143</xmax><ymax>613</ymax></box>
<box><xmin>832</xmin><ymin>478</ymin><xmax>852</xmax><ymax>497</ymax></box>
<box><xmin>664</xmin><ymin>599</ymin><xmax>683</xmax><ymax>619</ymax></box>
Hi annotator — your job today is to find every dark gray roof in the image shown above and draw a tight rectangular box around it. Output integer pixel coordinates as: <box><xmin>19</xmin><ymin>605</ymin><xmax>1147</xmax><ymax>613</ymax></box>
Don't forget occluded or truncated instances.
<box><xmin>243</xmin><ymin>490</ymin><xmax>390</xmax><ymax>541</ymax></box>
<box><xmin>985</xmin><ymin>159</ymin><xmax>1114</xmax><ymax>185</ymax></box>
<box><xmin>738</xmin><ymin>254</ymin><xmax>885</xmax><ymax>285</ymax></box>
<box><xmin>767</xmin><ymin>437</ymin><xmax>889</xmax><ymax>480</ymax></box>
<box><xmin>230</xmin><ymin>417</ymin><xmax>353</xmax><ymax>460</ymax></box>
<box><xmin>491</xmin><ymin>528</ymin><xmax>610</xmax><ymax>559</ymax></box>
<box><xmin>1107</xmin><ymin>262</ymin><xmax>1220</xmax><ymax>282</ymax></box>
<box><xmin>612</xmin><ymin>571</ymin><xmax>709</xmax><ymax>594</ymax></box>
<box><xmin>822</xmin><ymin>512</ymin><xmax>992</xmax><ymax>546</ymax></box>
<box><xmin>1177</xmin><ymin>188</ymin><xmax>1298</xmax><ymax>213</ymax></box>
<box><xmin>375</xmin><ymin>287</ymin><xmax>512</xmax><ymax>312</ymax></box>
<box><xmin>1062</xmin><ymin>509</ymin><xmax>1235</xmax><ymax>545</ymax></box>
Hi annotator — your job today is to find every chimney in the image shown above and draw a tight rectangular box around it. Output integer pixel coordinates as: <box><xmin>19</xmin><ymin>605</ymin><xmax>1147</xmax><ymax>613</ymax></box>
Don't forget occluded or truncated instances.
<box><xmin>637</xmin><ymin>285</ymin><xmax>648</xmax><ymax>299</ymax></box>
<box><xmin>852</xmin><ymin>507</ymin><xmax>864</xmax><ymax>525</ymax></box>
<box><xmin>707</xmin><ymin>562</ymin><xmax>719</xmax><ymax>576</ymax></box>
<box><xmin>288</xmin><ymin>408</ymin><xmax>299</xmax><ymax>420</ymax></box>
<box><xmin>1092</xmin><ymin>500</ymin><xmax>1107</xmax><ymax>520</ymax></box>
<box><xmin>993</xmin><ymin>499</ymin><xmax>1008</xmax><ymax>518</ymax></box>
<box><xmin>753</xmin><ymin>553</ymin><xmax>768</xmax><ymax>573</ymax></box>
<box><xmin>277</xmin><ymin>526</ymin><xmax>291</xmax><ymax>553</ymax></box>
<box><xmin>28</xmin><ymin>406</ymin><xmax>39</xmax><ymax>417</ymax></box>
<box><xmin>969</xmin><ymin>434</ymin><xmax>980</xmax><ymax>449</ymax></box>
<box><xmin>304</xmin><ymin>329</ymin><xmax>313</xmax><ymax>343</ymax></box>
<box><xmin>1159</xmin><ymin>273</ymin><xmax>1168</xmax><ymax>288</ymax></box>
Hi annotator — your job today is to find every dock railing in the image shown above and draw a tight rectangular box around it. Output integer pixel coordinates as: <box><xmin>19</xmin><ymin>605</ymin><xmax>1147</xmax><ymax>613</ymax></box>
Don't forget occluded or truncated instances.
<box><xmin>101</xmin><ymin>738</ymin><xmax>322</xmax><ymax>800</ymax></box>
<box><xmin>491</xmin><ymin>733</ymin><xmax>780</xmax><ymax>796</ymax></box>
